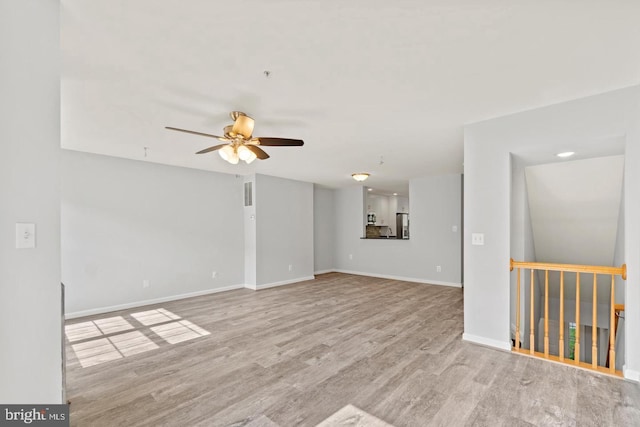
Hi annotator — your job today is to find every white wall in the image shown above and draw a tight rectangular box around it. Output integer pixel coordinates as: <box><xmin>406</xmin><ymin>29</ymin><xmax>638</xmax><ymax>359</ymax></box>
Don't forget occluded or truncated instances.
<box><xmin>613</xmin><ymin>167</ymin><xmax>628</xmax><ymax>371</ymax></box>
<box><xmin>254</xmin><ymin>174</ymin><xmax>314</xmax><ymax>288</ymax></box>
<box><xmin>313</xmin><ymin>185</ymin><xmax>335</xmax><ymax>273</ymax></box>
<box><xmin>525</xmin><ymin>156</ymin><xmax>624</xmax><ymax>268</ymax></box>
<box><xmin>625</xmin><ymin>91</ymin><xmax>640</xmax><ymax>381</ymax></box>
<box><xmin>0</xmin><ymin>0</ymin><xmax>62</xmax><ymax>403</ymax></box>
<box><xmin>463</xmin><ymin>85</ymin><xmax>640</xmax><ymax>379</ymax></box>
<box><xmin>613</xmin><ymin>178</ymin><xmax>626</xmax><ymax>304</ymax></box>
<box><xmin>334</xmin><ymin>175</ymin><xmax>462</xmax><ymax>286</ymax></box>
<box><xmin>334</xmin><ymin>186</ymin><xmax>365</xmax><ymax>266</ymax></box>
<box><xmin>61</xmin><ymin>150</ymin><xmax>245</xmax><ymax>316</ymax></box>
<box><xmin>510</xmin><ymin>163</ymin><xmax>537</xmax><ymax>348</ymax></box>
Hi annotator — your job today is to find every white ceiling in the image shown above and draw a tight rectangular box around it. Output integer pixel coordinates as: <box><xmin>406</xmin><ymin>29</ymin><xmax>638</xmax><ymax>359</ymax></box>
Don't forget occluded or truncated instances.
<box><xmin>60</xmin><ymin>1</ymin><xmax>640</xmax><ymax>193</ymax></box>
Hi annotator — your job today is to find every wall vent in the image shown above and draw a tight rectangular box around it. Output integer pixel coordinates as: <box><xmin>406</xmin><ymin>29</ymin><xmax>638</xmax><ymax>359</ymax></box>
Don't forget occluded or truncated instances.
<box><xmin>244</xmin><ymin>182</ymin><xmax>253</xmax><ymax>207</ymax></box>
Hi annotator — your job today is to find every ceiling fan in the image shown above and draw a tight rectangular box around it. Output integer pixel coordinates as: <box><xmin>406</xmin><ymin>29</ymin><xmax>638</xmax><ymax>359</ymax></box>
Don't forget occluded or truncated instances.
<box><xmin>165</xmin><ymin>111</ymin><xmax>304</xmax><ymax>164</ymax></box>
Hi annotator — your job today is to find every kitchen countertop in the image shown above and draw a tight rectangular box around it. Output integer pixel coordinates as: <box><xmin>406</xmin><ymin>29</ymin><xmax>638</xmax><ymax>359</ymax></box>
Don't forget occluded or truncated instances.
<box><xmin>360</xmin><ymin>236</ymin><xmax>409</xmax><ymax>240</ymax></box>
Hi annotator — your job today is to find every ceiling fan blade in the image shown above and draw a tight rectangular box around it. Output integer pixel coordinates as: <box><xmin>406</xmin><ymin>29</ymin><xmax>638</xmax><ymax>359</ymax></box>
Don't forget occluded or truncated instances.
<box><xmin>165</xmin><ymin>126</ymin><xmax>227</xmax><ymax>141</ymax></box>
<box><xmin>245</xmin><ymin>144</ymin><xmax>270</xmax><ymax>160</ymax></box>
<box><xmin>195</xmin><ymin>144</ymin><xmax>227</xmax><ymax>154</ymax></box>
<box><xmin>231</xmin><ymin>114</ymin><xmax>255</xmax><ymax>139</ymax></box>
<box><xmin>257</xmin><ymin>137</ymin><xmax>304</xmax><ymax>146</ymax></box>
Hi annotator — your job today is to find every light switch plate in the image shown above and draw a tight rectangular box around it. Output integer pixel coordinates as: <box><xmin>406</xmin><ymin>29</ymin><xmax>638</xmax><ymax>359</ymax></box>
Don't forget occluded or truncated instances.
<box><xmin>471</xmin><ymin>233</ymin><xmax>484</xmax><ymax>246</ymax></box>
<box><xmin>16</xmin><ymin>223</ymin><xmax>36</xmax><ymax>248</ymax></box>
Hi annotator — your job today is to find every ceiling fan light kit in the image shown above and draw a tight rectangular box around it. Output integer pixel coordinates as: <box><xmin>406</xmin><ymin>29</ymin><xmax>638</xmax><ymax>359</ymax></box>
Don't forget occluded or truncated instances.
<box><xmin>237</xmin><ymin>145</ymin><xmax>257</xmax><ymax>163</ymax></box>
<box><xmin>219</xmin><ymin>145</ymin><xmax>238</xmax><ymax>164</ymax></box>
<box><xmin>166</xmin><ymin>111</ymin><xmax>303</xmax><ymax>165</ymax></box>
<box><xmin>215</xmin><ymin>143</ymin><xmax>258</xmax><ymax>164</ymax></box>
<box><xmin>352</xmin><ymin>173</ymin><xmax>370</xmax><ymax>182</ymax></box>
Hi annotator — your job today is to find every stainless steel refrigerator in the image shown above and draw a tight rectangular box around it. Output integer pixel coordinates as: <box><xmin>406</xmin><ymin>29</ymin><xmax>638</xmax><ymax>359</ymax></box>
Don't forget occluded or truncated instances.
<box><xmin>396</xmin><ymin>213</ymin><xmax>409</xmax><ymax>239</ymax></box>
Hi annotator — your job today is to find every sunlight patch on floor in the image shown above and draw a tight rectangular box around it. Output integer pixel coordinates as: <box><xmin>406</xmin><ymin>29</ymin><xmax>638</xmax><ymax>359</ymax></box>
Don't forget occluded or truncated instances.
<box><xmin>65</xmin><ymin>321</ymin><xmax>102</xmax><ymax>342</ymax></box>
<box><xmin>67</xmin><ymin>308</ymin><xmax>208</xmax><ymax>368</ymax></box>
<box><xmin>131</xmin><ymin>308</ymin><xmax>181</xmax><ymax>326</ymax></box>
<box><xmin>65</xmin><ymin>316</ymin><xmax>134</xmax><ymax>342</ymax></box>
<box><xmin>109</xmin><ymin>330</ymin><xmax>159</xmax><ymax>357</ymax></box>
<box><xmin>71</xmin><ymin>338</ymin><xmax>122</xmax><ymax>368</ymax></box>
<box><xmin>151</xmin><ymin>320</ymin><xmax>211</xmax><ymax>344</ymax></box>
<box><xmin>94</xmin><ymin>316</ymin><xmax>135</xmax><ymax>334</ymax></box>
<box><xmin>316</xmin><ymin>404</ymin><xmax>394</xmax><ymax>427</ymax></box>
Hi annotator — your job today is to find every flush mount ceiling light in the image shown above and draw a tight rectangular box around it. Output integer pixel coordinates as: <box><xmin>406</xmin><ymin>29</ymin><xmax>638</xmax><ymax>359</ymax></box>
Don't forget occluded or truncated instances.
<box><xmin>556</xmin><ymin>151</ymin><xmax>575</xmax><ymax>158</ymax></box>
<box><xmin>352</xmin><ymin>173</ymin><xmax>370</xmax><ymax>182</ymax></box>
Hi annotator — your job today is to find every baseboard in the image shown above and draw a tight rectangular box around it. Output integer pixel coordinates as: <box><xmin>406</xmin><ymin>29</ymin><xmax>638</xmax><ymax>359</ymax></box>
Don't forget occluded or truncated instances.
<box><xmin>65</xmin><ymin>284</ymin><xmax>245</xmax><ymax>319</ymax></box>
<box><xmin>462</xmin><ymin>333</ymin><xmax>512</xmax><ymax>352</ymax></box>
<box><xmin>623</xmin><ymin>365</ymin><xmax>640</xmax><ymax>382</ymax></box>
<box><xmin>333</xmin><ymin>269</ymin><xmax>462</xmax><ymax>288</ymax></box>
<box><xmin>314</xmin><ymin>269</ymin><xmax>335</xmax><ymax>275</ymax></box>
<box><xmin>246</xmin><ymin>276</ymin><xmax>315</xmax><ymax>291</ymax></box>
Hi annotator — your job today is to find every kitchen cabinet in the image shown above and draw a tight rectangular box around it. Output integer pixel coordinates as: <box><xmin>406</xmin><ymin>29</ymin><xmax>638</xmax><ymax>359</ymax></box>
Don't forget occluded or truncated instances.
<box><xmin>366</xmin><ymin>193</ymin><xmax>409</xmax><ymax>234</ymax></box>
<box><xmin>366</xmin><ymin>194</ymin><xmax>390</xmax><ymax>226</ymax></box>
<box><xmin>396</xmin><ymin>196</ymin><xmax>409</xmax><ymax>213</ymax></box>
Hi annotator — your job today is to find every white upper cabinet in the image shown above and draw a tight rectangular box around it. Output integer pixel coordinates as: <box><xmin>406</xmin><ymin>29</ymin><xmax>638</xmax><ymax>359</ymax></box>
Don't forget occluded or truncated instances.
<box><xmin>366</xmin><ymin>193</ymin><xmax>409</xmax><ymax>234</ymax></box>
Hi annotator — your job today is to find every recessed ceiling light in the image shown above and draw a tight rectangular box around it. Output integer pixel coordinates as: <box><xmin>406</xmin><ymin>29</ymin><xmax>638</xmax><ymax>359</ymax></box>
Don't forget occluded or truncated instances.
<box><xmin>393</xmin><ymin>193</ymin><xmax>398</xmax><ymax>196</ymax></box>
<box><xmin>367</xmin><ymin>188</ymin><xmax>373</xmax><ymax>191</ymax></box>
<box><xmin>556</xmin><ymin>151</ymin><xmax>575</xmax><ymax>158</ymax></box>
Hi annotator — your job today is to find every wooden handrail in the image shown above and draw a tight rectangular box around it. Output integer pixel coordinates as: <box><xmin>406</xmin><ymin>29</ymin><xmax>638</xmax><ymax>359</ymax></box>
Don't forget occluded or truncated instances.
<box><xmin>510</xmin><ymin>259</ymin><xmax>627</xmax><ymax>378</ymax></box>
<box><xmin>510</xmin><ymin>259</ymin><xmax>626</xmax><ymax>280</ymax></box>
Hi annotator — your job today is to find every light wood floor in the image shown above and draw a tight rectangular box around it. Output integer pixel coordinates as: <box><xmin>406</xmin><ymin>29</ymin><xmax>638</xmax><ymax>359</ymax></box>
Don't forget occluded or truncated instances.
<box><xmin>65</xmin><ymin>273</ymin><xmax>640</xmax><ymax>426</ymax></box>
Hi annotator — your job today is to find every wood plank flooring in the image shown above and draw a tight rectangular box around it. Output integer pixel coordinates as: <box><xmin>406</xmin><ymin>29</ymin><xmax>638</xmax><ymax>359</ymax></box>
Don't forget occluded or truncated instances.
<box><xmin>65</xmin><ymin>273</ymin><xmax>640</xmax><ymax>426</ymax></box>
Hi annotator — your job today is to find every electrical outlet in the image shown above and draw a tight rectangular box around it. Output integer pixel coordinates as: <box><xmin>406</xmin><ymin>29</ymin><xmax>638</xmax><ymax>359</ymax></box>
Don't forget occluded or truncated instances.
<box><xmin>436</xmin><ymin>265</ymin><xmax>442</xmax><ymax>273</ymax></box>
<box><xmin>288</xmin><ymin>264</ymin><xmax>293</xmax><ymax>272</ymax></box>
<box><xmin>142</xmin><ymin>279</ymin><xmax>150</xmax><ymax>288</ymax></box>
<box><xmin>212</xmin><ymin>271</ymin><xmax>217</xmax><ymax>279</ymax></box>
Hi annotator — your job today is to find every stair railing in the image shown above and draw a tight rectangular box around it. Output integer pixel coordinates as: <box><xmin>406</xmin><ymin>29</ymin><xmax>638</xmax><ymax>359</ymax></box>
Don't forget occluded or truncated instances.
<box><xmin>510</xmin><ymin>259</ymin><xmax>626</xmax><ymax>376</ymax></box>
